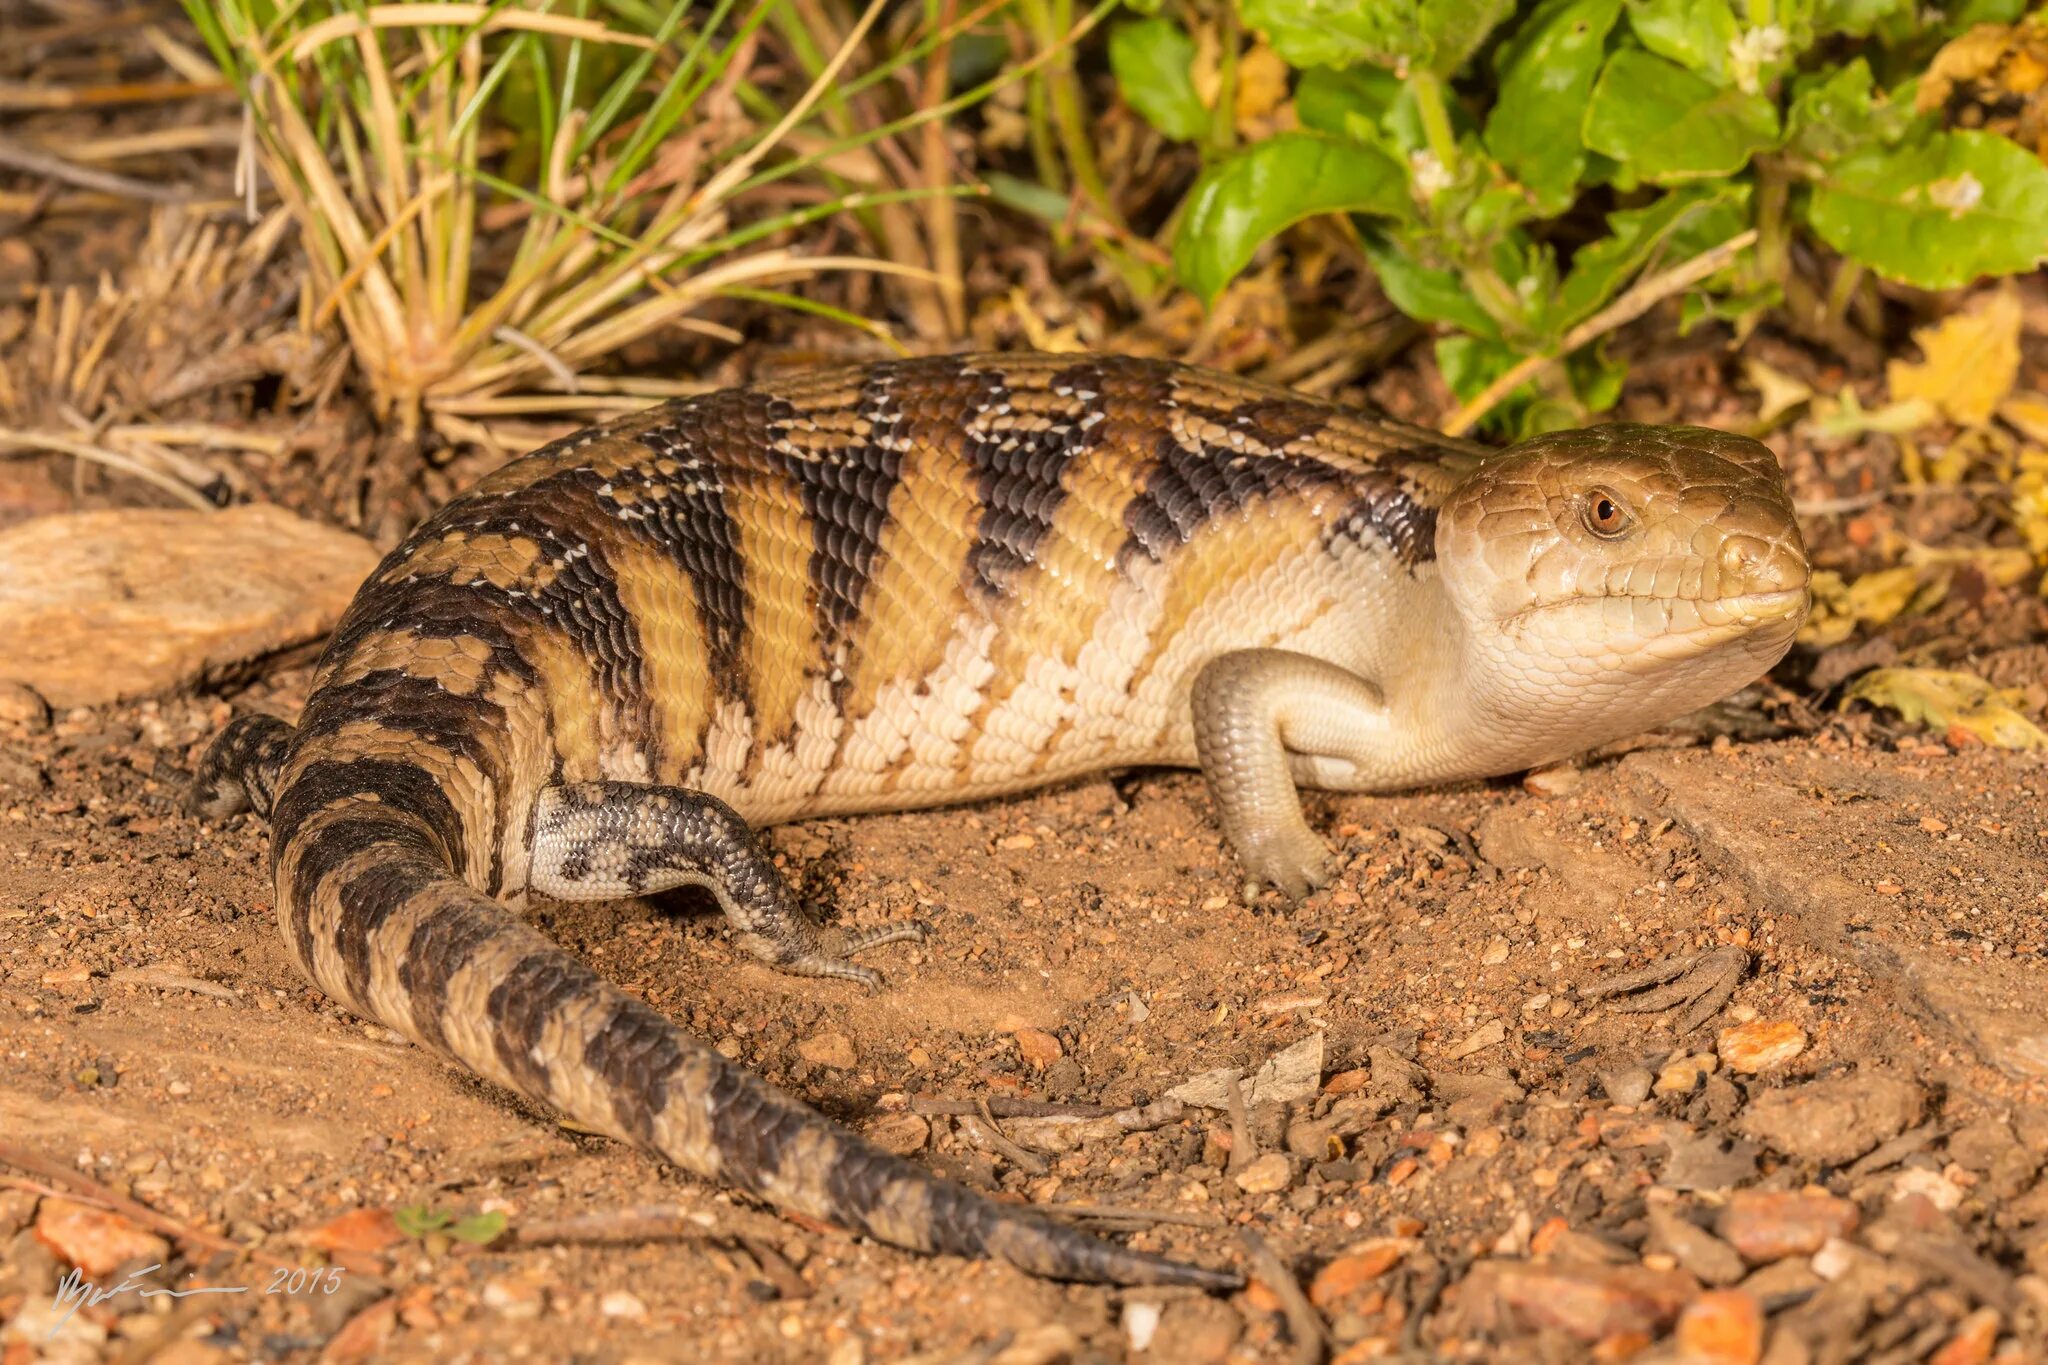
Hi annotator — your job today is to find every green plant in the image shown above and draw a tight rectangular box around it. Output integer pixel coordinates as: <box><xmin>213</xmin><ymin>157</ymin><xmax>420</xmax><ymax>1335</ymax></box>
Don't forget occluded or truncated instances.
<box><xmin>1112</xmin><ymin>0</ymin><xmax>2048</xmax><ymax>434</ymax></box>
<box><xmin>180</xmin><ymin>0</ymin><xmax>981</xmax><ymax>452</ymax></box>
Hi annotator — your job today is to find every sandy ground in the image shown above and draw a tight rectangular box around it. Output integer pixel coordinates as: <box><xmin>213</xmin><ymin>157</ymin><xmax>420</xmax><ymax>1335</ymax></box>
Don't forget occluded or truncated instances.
<box><xmin>2</xmin><ymin>654</ymin><xmax>2045</xmax><ymax>1362</ymax></box>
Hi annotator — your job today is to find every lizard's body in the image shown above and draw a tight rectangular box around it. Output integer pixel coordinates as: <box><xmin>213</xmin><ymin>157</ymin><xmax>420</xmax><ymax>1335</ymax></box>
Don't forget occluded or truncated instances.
<box><xmin>195</xmin><ymin>353</ymin><xmax>1808</xmax><ymax>1288</ymax></box>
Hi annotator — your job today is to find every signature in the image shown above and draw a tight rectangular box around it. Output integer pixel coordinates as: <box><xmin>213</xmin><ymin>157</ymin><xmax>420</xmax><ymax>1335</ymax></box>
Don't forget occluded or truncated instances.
<box><xmin>48</xmin><ymin>1265</ymin><xmax>246</xmax><ymax>1339</ymax></box>
<box><xmin>48</xmin><ymin>1262</ymin><xmax>345</xmax><ymax>1338</ymax></box>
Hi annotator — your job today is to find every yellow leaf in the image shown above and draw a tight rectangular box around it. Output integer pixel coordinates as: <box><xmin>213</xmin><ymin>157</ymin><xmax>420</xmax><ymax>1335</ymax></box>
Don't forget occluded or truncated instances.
<box><xmin>1742</xmin><ymin>357</ymin><xmax>1813</xmax><ymax>426</ymax></box>
<box><xmin>1886</xmin><ymin>288</ymin><xmax>2023</xmax><ymax>427</ymax></box>
<box><xmin>1842</xmin><ymin>667</ymin><xmax>2048</xmax><ymax>750</ymax></box>
<box><xmin>1810</xmin><ymin>390</ymin><xmax>1937</xmax><ymax>439</ymax></box>
<box><xmin>2000</xmin><ymin>393</ymin><xmax>2048</xmax><ymax>444</ymax></box>
<box><xmin>1236</xmin><ymin>44</ymin><xmax>1291</xmax><ymax>128</ymax></box>
<box><xmin>1797</xmin><ymin>564</ymin><xmax>1952</xmax><ymax>647</ymax></box>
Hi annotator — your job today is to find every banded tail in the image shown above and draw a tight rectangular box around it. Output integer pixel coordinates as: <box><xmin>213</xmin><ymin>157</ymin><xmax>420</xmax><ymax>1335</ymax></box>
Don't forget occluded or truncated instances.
<box><xmin>191</xmin><ymin>717</ymin><xmax>1241</xmax><ymax>1290</ymax></box>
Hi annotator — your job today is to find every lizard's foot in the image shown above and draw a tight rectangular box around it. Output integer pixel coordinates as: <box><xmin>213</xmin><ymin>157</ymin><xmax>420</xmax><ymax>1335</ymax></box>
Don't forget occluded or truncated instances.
<box><xmin>530</xmin><ymin>782</ymin><xmax>929</xmax><ymax>992</ymax></box>
<box><xmin>742</xmin><ymin>919</ymin><xmax>930</xmax><ymax>993</ymax></box>
<box><xmin>1236</xmin><ymin>826</ymin><xmax>1335</xmax><ymax>903</ymax></box>
<box><xmin>1580</xmin><ymin>945</ymin><xmax>1750</xmax><ymax>1033</ymax></box>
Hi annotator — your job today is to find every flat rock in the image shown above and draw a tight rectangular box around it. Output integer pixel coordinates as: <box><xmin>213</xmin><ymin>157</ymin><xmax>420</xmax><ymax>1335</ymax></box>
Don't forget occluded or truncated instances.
<box><xmin>1735</xmin><ymin>1074</ymin><xmax>1923</xmax><ymax>1165</ymax></box>
<box><xmin>0</xmin><ymin>506</ymin><xmax>378</xmax><ymax>706</ymax></box>
<box><xmin>1622</xmin><ymin>750</ymin><xmax>2048</xmax><ymax>1081</ymax></box>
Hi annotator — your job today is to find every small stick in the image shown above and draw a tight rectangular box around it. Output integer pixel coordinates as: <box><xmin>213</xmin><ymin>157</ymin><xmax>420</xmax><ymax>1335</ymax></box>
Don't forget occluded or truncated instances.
<box><xmin>911</xmin><ymin>1096</ymin><xmax>1116</xmax><ymax>1119</ymax></box>
<box><xmin>965</xmin><ymin>1099</ymin><xmax>1051</xmax><ymax>1177</ymax></box>
<box><xmin>1240</xmin><ymin>1229</ymin><xmax>1326</xmax><ymax>1365</ymax></box>
<box><xmin>1402</xmin><ymin>1253</ymin><xmax>1463</xmax><ymax>1356</ymax></box>
<box><xmin>1225</xmin><ymin>1073</ymin><xmax>1256</xmax><ymax>1176</ymax></box>
<box><xmin>1440</xmin><ymin>229</ymin><xmax>1759</xmax><ymax>438</ymax></box>
<box><xmin>509</xmin><ymin>1203</ymin><xmax>709</xmax><ymax>1247</ymax></box>
<box><xmin>0</xmin><ymin>137</ymin><xmax>195</xmax><ymax>203</ymax></box>
<box><xmin>0</xmin><ymin>1143</ymin><xmax>244</xmax><ymax>1260</ymax></box>
<box><xmin>1040</xmin><ymin>1203</ymin><xmax>1224</xmax><ymax>1229</ymax></box>
<box><xmin>737</xmin><ymin>1235</ymin><xmax>812</xmax><ymax>1300</ymax></box>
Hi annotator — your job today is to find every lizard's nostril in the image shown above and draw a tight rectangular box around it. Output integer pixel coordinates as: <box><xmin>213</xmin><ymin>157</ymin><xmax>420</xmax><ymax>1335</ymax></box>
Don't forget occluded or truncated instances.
<box><xmin>1720</xmin><ymin>533</ymin><xmax>1808</xmax><ymax>594</ymax></box>
<box><xmin>1718</xmin><ymin>535</ymin><xmax>1761</xmax><ymax>580</ymax></box>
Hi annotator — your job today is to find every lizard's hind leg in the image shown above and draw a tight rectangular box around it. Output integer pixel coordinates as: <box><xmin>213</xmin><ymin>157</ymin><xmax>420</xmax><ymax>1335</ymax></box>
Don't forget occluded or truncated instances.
<box><xmin>529</xmin><ymin>782</ymin><xmax>927</xmax><ymax>991</ymax></box>
<box><xmin>189</xmin><ymin>713</ymin><xmax>295</xmax><ymax>819</ymax></box>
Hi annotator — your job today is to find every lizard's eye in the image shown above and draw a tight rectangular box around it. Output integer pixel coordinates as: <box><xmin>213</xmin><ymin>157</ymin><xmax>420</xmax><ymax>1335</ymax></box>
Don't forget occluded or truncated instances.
<box><xmin>1582</xmin><ymin>490</ymin><xmax>1632</xmax><ymax>538</ymax></box>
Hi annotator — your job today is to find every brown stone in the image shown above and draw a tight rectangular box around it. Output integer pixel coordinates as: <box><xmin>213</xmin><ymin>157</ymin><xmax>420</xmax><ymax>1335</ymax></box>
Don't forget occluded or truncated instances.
<box><xmin>797</xmin><ymin>1031</ymin><xmax>857</xmax><ymax>1069</ymax></box>
<box><xmin>1715</xmin><ymin>1190</ymin><xmax>1860</xmax><ymax>1263</ymax></box>
<box><xmin>1735</xmin><ymin>1075</ymin><xmax>1923</xmax><ymax>1164</ymax></box>
<box><xmin>1011</xmin><ymin>1027</ymin><xmax>1062</xmax><ymax>1069</ymax></box>
<box><xmin>1717</xmin><ymin>1020</ymin><xmax>1808</xmax><ymax>1074</ymax></box>
<box><xmin>1676</xmin><ymin>1289</ymin><xmax>1765</xmax><ymax>1365</ymax></box>
<box><xmin>863</xmin><ymin>1112</ymin><xmax>930</xmax><ymax>1156</ymax></box>
<box><xmin>1449</xmin><ymin>1260</ymin><xmax>1698</xmax><ymax>1341</ymax></box>
<box><xmin>303</xmin><ymin>1208</ymin><xmax>403</xmax><ymax>1254</ymax></box>
<box><xmin>33</xmin><ymin>1197</ymin><xmax>170</xmax><ymax>1277</ymax></box>
<box><xmin>1309</xmin><ymin>1240</ymin><xmax>1408</xmax><ymax>1309</ymax></box>
<box><xmin>0</xmin><ymin>506</ymin><xmax>379</xmax><ymax>706</ymax></box>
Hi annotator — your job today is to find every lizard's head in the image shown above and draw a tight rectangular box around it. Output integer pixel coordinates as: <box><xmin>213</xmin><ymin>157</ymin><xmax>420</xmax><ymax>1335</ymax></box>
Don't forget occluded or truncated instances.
<box><xmin>1434</xmin><ymin>423</ymin><xmax>1809</xmax><ymax>745</ymax></box>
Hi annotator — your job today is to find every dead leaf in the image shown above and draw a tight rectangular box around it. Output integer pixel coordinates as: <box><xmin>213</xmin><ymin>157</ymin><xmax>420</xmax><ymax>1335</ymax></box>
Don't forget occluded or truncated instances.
<box><xmin>1842</xmin><ymin>667</ymin><xmax>2048</xmax><ymax>750</ymax></box>
<box><xmin>1798</xmin><ymin>566</ymin><xmax>1949</xmax><ymax>648</ymax></box>
<box><xmin>1918</xmin><ymin>13</ymin><xmax>2048</xmax><ymax>160</ymax></box>
<box><xmin>1887</xmin><ymin>288</ymin><xmax>2023</xmax><ymax>427</ymax></box>
<box><xmin>1743</xmin><ymin>358</ymin><xmax>1813</xmax><ymax>426</ymax></box>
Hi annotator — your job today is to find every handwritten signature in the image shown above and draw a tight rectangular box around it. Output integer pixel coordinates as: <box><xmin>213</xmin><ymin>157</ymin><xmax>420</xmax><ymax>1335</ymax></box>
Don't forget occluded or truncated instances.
<box><xmin>47</xmin><ymin>1265</ymin><xmax>246</xmax><ymax>1340</ymax></box>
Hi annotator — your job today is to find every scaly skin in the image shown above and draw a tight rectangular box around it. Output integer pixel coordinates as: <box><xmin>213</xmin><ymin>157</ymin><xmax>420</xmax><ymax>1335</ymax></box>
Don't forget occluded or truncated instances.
<box><xmin>192</xmin><ymin>353</ymin><xmax>1809</xmax><ymax>1288</ymax></box>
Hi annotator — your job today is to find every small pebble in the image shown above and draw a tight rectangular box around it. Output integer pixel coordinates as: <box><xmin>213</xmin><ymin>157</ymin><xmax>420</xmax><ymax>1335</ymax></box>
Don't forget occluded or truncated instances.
<box><xmin>797</xmin><ymin>1031</ymin><xmax>857</xmax><ymax>1070</ymax></box>
<box><xmin>1482</xmin><ymin>937</ymin><xmax>1510</xmax><ymax>965</ymax></box>
<box><xmin>1011</xmin><ymin>1027</ymin><xmax>1062</xmax><ymax>1069</ymax></box>
<box><xmin>480</xmin><ymin>1276</ymin><xmax>545</xmax><ymax>1319</ymax></box>
<box><xmin>1715</xmin><ymin>1190</ymin><xmax>1859</xmax><ymax>1263</ymax></box>
<box><xmin>1654</xmin><ymin>1054</ymin><xmax>1718</xmax><ymax>1096</ymax></box>
<box><xmin>1717</xmin><ymin>1019</ymin><xmax>1807</xmax><ymax>1073</ymax></box>
<box><xmin>863</xmin><ymin>1112</ymin><xmax>930</xmax><ymax>1156</ymax></box>
<box><xmin>1929</xmin><ymin>1307</ymin><xmax>2000</xmax><ymax>1365</ymax></box>
<box><xmin>1523</xmin><ymin>765</ymin><xmax>1583</xmax><ymax>796</ymax></box>
<box><xmin>1600</xmin><ymin>1067</ymin><xmax>1655</xmax><ymax>1106</ymax></box>
<box><xmin>1892</xmin><ymin>1167</ymin><xmax>1965</xmax><ymax>1212</ymax></box>
<box><xmin>1233</xmin><ymin>1153</ymin><xmax>1296</xmax><ymax>1195</ymax></box>
<box><xmin>1675</xmin><ymin>1289</ymin><xmax>1764</xmax><ymax>1365</ymax></box>
<box><xmin>1309</xmin><ymin>1241</ymin><xmax>1408</xmax><ymax>1309</ymax></box>
<box><xmin>0</xmin><ymin>681</ymin><xmax>49</xmax><ymax>729</ymax></box>
<box><xmin>600</xmin><ymin>1290</ymin><xmax>647</xmax><ymax>1321</ymax></box>
<box><xmin>1122</xmin><ymin>1301</ymin><xmax>1161</xmax><ymax>1352</ymax></box>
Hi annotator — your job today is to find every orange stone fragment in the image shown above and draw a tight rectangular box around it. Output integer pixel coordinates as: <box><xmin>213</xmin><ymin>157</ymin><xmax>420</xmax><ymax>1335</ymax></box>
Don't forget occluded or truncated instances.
<box><xmin>1676</xmin><ymin>1289</ymin><xmax>1765</xmax><ymax>1365</ymax></box>
<box><xmin>1309</xmin><ymin>1241</ymin><xmax>1407</xmax><ymax>1308</ymax></box>
<box><xmin>33</xmin><ymin>1197</ymin><xmax>170</xmax><ymax>1278</ymax></box>
<box><xmin>304</xmin><ymin>1208</ymin><xmax>404</xmax><ymax>1254</ymax></box>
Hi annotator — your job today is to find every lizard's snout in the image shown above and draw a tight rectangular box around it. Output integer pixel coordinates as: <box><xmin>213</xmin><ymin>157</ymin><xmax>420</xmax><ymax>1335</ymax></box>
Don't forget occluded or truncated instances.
<box><xmin>1717</xmin><ymin>532</ymin><xmax>1808</xmax><ymax>599</ymax></box>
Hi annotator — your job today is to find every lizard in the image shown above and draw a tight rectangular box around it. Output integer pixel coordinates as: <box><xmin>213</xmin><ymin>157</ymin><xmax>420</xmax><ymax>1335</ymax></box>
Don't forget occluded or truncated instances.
<box><xmin>191</xmin><ymin>352</ymin><xmax>1809</xmax><ymax>1290</ymax></box>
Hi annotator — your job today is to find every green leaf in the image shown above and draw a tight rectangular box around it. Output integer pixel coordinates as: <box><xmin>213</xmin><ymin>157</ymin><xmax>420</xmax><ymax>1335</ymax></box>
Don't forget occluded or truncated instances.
<box><xmin>1485</xmin><ymin>0</ymin><xmax>1624</xmax><ymax>212</ymax></box>
<box><xmin>1174</xmin><ymin>133</ymin><xmax>1413</xmax><ymax>303</ymax></box>
<box><xmin>1807</xmin><ymin>130</ymin><xmax>2048</xmax><ymax>289</ymax></box>
<box><xmin>395</xmin><ymin>1206</ymin><xmax>452</xmax><ymax>1238</ymax></box>
<box><xmin>1566</xmin><ymin>343</ymin><xmax>1626</xmax><ymax>413</ymax></box>
<box><xmin>1785</xmin><ymin>59</ymin><xmax>1923</xmax><ymax>165</ymax></box>
<box><xmin>1555</xmin><ymin>184</ymin><xmax>1747</xmax><ymax>331</ymax></box>
<box><xmin>1583</xmin><ymin>49</ymin><xmax>1780</xmax><ymax>183</ymax></box>
<box><xmin>1108</xmin><ymin>19</ymin><xmax>1207</xmax><ymax>141</ymax></box>
<box><xmin>1420</xmin><ymin>0</ymin><xmax>1518</xmax><ymax>75</ymax></box>
<box><xmin>1625</xmin><ymin>0</ymin><xmax>1737</xmax><ymax>85</ymax></box>
<box><xmin>1436</xmin><ymin>334</ymin><xmax>1520</xmax><ymax>401</ymax></box>
<box><xmin>1295</xmin><ymin>66</ymin><xmax>1400</xmax><ymax>139</ymax></box>
<box><xmin>1237</xmin><ymin>0</ymin><xmax>1428</xmax><ymax>70</ymax></box>
<box><xmin>1361</xmin><ymin>230</ymin><xmax>1504</xmax><ymax>338</ymax></box>
<box><xmin>450</xmin><ymin>1211</ymin><xmax>508</xmax><ymax>1246</ymax></box>
<box><xmin>1813</xmin><ymin>0</ymin><xmax>1911</xmax><ymax>36</ymax></box>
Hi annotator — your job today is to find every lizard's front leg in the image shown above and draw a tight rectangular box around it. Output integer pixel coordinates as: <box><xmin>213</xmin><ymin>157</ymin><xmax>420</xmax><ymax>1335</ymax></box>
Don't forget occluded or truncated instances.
<box><xmin>528</xmin><ymin>782</ymin><xmax>926</xmax><ymax>991</ymax></box>
<box><xmin>1190</xmin><ymin>649</ymin><xmax>1387</xmax><ymax>901</ymax></box>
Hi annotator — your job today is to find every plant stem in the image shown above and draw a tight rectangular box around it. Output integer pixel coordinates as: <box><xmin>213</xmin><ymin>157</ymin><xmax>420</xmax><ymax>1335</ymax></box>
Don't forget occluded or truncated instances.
<box><xmin>1441</xmin><ymin>229</ymin><xmax>1758</xmax><ymax>438</ymax></box>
